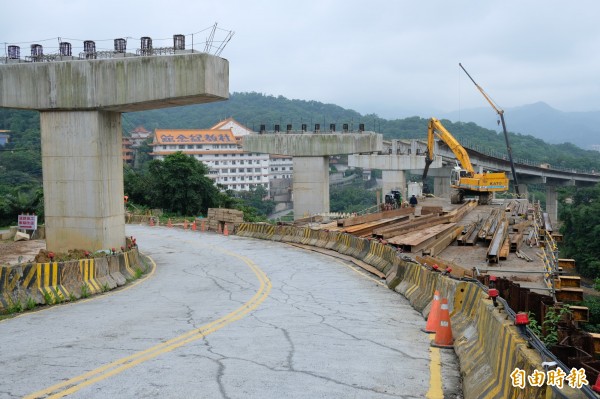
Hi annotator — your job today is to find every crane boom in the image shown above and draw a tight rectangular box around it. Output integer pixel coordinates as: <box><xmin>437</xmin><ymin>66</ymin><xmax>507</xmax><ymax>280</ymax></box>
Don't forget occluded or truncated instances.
<box><xmin>459</xmin><ymin>63</ymin><xmax>520</xmax><ymax>197</ymax></box>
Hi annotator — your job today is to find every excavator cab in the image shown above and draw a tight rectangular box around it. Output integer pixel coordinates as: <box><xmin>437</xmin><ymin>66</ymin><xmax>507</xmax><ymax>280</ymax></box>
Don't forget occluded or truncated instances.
<box><xmin>450</xmin><ymin>166</ymin><xmax>469</xmax><ymax>187</ymax></box>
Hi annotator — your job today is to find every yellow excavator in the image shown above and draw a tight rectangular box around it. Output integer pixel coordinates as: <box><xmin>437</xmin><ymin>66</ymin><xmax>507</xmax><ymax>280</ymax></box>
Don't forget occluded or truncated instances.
<box><xmin>422</xmin><ymin>117</ymin><xmax>509</xmax><ymax>204</ymax></box>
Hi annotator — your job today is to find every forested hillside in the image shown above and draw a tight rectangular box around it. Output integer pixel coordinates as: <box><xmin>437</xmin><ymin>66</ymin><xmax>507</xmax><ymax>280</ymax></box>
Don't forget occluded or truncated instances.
<box><xmin>2</xmin><ymin>91</ymin><xmax>600</xmax><ymax>226</ymax></box>
<box><xmin>122</xmin><ymin>92</ymin><xmax>600</xmax><ymax>171</ymax></box>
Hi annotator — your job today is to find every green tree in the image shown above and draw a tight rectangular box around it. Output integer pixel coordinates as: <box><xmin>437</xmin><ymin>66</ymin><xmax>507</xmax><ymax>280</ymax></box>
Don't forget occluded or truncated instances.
<box><xmin>234</xmin><ymin>185</ymin><xmax>275</xmax><ymax>217</ymax></box>
<box><xmin>330</xmin><ymin>183</ymin><xmax>378</xmax><ymax>213</ymax></box>
<box><xmin>125</xmin><ymin>152</ymin><xmax>226</xmax><ymax>216</ymax></box>
<box><xmin>559</xmin><ymin>183</ymin><xmax>600</xmax><ymax>277</ymax></box>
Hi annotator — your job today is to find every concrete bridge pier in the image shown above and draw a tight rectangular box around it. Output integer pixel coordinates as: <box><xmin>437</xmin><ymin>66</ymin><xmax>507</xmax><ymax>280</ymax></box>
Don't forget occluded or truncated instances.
<box><xmin>434</xmin><ymin>176</ymin><xmax>451</xmax><ymax>198</ymax></box>
<box><xmin>382</xmin><ymin>170</ymin><xmax>407</xmax><ymax>200</ymax></box>
<box><xmin>293</xmin><ymin>157</ymin><xmax>330</xmax><ymax>217</ymax></box>
<box><xmin>546</xmin><ymin>185</ymin><xmax>558</xmax><ymax>225</ymax></box>
<box><xmin>0</xmin><ymin>53</ymin><xmax>229</xmax><ymax>252</ymax></box>
<box><xmin>243</xmin><ymin>133</ymin><xmax>382</xmax><ymax>220</ymax></box>
<box><xmin>517</xmin><ymin>184</ymin><xmax>529</xmax><ymax>201</ymax></box>
<box><xmin>41</xmin><ymin>111</ymin><xmax>124</xmax><ymax>252</ymax></box>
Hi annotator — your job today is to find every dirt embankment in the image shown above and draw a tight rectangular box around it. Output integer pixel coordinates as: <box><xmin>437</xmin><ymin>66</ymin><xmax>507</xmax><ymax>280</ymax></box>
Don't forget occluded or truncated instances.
<box><xmin>0</xmin><ymin>240</ymin><xmax>90</xmax><ymax>265</ymax></box>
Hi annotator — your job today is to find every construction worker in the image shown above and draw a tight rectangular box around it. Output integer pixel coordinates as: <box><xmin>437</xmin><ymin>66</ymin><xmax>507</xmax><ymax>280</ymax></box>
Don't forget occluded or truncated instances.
<box><xmin>409</xmin><ymin>194</ymin><xmax>418</xmax><ymax>207</ymax></box>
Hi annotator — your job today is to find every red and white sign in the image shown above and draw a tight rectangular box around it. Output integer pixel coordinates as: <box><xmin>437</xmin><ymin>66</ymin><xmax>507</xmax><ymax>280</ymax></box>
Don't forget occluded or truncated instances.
<box><xmin>18</xmin><ymin>214</ymin><xmax>38</xmax><ymax>230</ymax></box>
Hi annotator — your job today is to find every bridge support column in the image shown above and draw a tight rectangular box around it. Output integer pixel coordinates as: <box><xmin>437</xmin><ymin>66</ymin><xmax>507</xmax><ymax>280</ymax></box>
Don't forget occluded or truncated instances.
<box><xmin>382</xmin><ymin>170</ymin><xmax>406</xmax><ymax>201</ymax></box>
<box><xmin>434</xmin><ymin>176</ymin><xmax>451</xmax><ymax>198</ymax></box>
<box><xmin>545</xmin><ymin>185</ymin><xmax>558</xmax><ymax>224</ymax></box>
<box><xmin>41</xmin><ymin>111</ymin><xmax>125</xmax><ymax>252</ymax></box>
<box><xmin>293</xmin><ymin>157</ymin><xmax>329</xmax><ymax>218</ymax></box>
<box><xmin>518</xmin><ymin>184</ymin><xmax>529</xmax><ymax>201</ymax></box>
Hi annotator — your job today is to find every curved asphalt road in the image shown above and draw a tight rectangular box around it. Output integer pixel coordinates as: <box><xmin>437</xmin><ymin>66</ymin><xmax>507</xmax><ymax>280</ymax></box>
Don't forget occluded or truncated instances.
<box><xmin>0</xmin><ymin>225</ymin><xmax>461</xmax><ymax>398</ymax></box>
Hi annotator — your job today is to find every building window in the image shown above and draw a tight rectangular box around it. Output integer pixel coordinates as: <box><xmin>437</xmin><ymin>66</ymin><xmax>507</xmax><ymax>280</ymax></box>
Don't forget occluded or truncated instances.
<box><xmin>179</xmin><ymin>145</ymin><xmax>185</xmax><ymax>149</ymax></box>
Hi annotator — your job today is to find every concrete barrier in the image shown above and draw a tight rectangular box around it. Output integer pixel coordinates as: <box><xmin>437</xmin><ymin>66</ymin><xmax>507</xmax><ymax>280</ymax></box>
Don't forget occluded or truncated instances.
<box><xmin>0</xmin><ymin>248</ymin><xmax>146</xmax><ymax>313</ymax></box>
<box><xmin>236</xmin><ymin>223</ymin><xmax>587</xmax><ymax>398</ymax></box>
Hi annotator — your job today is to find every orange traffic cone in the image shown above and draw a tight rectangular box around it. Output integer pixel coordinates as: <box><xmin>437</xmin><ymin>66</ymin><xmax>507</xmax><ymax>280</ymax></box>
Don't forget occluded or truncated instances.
<box><xmin>422</xmin><ymin>290</ymin><xmax>442</xmax><ymax>333</ymax></box>
<box><xmin>167</xmin><ymin>218</ymin><xmax>173</xmax><ymax>228</ymax></box>
<box><xmin>149</xmin><ymin>218</ymin><xmax>155</xmax><ymax>227</ymax></box>
<box><xmin>431</xmin><ymin>298</ymin><xmax>454</xmax><ymax>348</ymax></box>
<box><xmin>192</xmin><ymin>220</ymin><xmax>197</xmax><ymax>231</ymax></box>
<box><xmin>223</xmin><ymin>224</ymin><xmax>229</xmax><ymax>236</ymax></box>
<box><xmin>183</xmin><ymin>219</ymin><xmax>188</xmax><ymax>230</ymax></box>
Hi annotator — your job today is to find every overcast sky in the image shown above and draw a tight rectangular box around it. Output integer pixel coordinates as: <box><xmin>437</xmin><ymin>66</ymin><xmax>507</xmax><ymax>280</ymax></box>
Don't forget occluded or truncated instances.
<box><xmin>2</xmin><ymin>0</ymin><xmax>599</xmax><ymax>119</ymax></box>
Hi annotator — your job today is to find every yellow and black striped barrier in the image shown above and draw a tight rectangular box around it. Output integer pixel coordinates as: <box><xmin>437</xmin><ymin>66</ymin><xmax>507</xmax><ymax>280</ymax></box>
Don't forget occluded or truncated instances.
<box><xmin>0</xmin><ymin>248</ymin><xmax>145</xmax><ymax>313</ymax></box>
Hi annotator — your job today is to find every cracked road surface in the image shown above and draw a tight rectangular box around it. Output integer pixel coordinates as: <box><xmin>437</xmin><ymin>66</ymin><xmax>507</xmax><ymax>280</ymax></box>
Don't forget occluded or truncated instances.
<box><xmin>0</xmin><ymin>225</ymin><xmax>461</xmax><ymax>398</ymax></box>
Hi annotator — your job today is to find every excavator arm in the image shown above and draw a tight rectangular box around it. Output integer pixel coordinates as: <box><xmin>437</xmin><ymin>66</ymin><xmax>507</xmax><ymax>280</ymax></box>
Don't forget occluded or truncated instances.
<box><xmin>425</xmin><ymin>117</ymin><xmax>475</xmax><ymax>175</ymax></box>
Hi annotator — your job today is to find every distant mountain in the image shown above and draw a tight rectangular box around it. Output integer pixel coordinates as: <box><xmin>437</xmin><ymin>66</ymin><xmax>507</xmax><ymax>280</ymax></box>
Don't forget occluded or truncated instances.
<box><xmin>440</xmin><ymin>102</ymin><xmax>600</xmax><ymax>150</ymax></box>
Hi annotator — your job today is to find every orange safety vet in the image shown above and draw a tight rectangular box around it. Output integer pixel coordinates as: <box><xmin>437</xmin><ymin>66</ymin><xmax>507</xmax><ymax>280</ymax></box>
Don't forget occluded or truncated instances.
<box><xmin>422</xmin><ymin>290</ymin><xmax>442</xmax><ymax>333</ymax></box>
<box><xmin>431</xmin><ymin>298</ymin><xmax>454</xmax><ymax>349</ymax></box>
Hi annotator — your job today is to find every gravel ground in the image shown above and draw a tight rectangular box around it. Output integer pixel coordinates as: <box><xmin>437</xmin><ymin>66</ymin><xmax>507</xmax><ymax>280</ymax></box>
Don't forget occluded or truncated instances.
<box><xmin>0</xmin><ymin>239</ymin><xmax>46</xmax><ymax>266</ymax></box>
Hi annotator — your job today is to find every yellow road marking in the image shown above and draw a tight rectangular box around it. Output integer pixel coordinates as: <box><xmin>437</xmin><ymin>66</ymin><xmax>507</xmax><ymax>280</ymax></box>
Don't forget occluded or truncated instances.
<box><xmin>334</xmin><ymin>254</ymin><xmax>444</xmax><ymax>398</ymax></box>
<box><xmin>427</xmin><ymin>335</ymin><xmax>444</xmax><ymax>399</ymax></box>
<box><xmin>24</xmin><ymin>250</ymin><xmax>271</xmax><ymax>399</ymax></box>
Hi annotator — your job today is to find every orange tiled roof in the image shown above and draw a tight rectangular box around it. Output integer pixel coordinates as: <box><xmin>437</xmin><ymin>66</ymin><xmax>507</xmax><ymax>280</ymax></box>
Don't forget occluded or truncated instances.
<box><xmin>154</xmin><ymin>129</ymin><xmax>236</xmax><ymax>145</ymax></box>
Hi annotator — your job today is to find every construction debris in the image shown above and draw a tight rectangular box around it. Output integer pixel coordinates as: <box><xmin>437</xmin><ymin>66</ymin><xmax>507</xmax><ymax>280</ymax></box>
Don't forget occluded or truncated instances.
<box><xmin>206</xmin><ymin>208</ymin><xmax>244</xmax><ymax>232</ymax></box>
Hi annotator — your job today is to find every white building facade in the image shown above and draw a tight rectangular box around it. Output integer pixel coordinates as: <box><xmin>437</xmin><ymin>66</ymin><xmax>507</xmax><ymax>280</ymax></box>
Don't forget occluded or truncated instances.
<box><xmin>150</xmin><ymin>128</ymin><xmax>270</xmax><ymax>192</ymax></box>
<box><xmin>269</xmin><ymin>155</ymin><xmax>294</xmax><ymax>179</ymax></box>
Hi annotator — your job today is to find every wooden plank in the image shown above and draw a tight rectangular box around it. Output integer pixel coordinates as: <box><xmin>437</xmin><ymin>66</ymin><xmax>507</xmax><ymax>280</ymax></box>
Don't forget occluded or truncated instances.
<box><xmin>388</xmin><ymin>223</ymin><xmax>457</xmax><ymax>253</ymax></box>
<box><xmin>558</xmin><ymin>275</ymin><xmax>581</xmax><ymax>288</ymax></box>
<box><xmin>343</xmin><ymin>216</ymin><xmax>410</xmax><ymax>237</ymax></box>
<box><xmin>423</xmin><ymin>225</ymin><xmax>463</xmax><ymax>257</ymax></box>
<box><xmin>377</xmin><ymin>214</ymin><xmax>453</xmax><ymax>239</ymax></box>
<box><xmin>372</xmin><ymin>213</ymin><xmax>436</xmax><ymax>237</ymax></box>
<box><xmin>558</xmin><ymin>259</ymin><xmax>576</xmax><ymax>269</ymax></box>
<box><xmin>556</xmin><ymin>288</ymin><xmax>584</xmax><ymax>302</ymax></box>
<box><xmin>570</xmin><ymin>306</ymin><xmax>589</xmax><ymax>322</ymax></box>
<box><xmin>338</xmin><ymin>207</ymin><xmax>414</xmax><ymax>227</ymax></box>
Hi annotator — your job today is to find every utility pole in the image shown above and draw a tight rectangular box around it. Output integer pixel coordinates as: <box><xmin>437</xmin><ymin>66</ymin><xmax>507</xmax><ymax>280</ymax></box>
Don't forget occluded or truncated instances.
<box><xmin>459</xmin><ymin>63</ymin><xmax>520</xmax><ymax>197</ymax></box>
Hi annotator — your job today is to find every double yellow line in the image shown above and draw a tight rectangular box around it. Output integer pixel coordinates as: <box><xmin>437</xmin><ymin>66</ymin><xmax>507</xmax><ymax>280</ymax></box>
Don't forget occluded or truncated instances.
<box><xmin>25</xmin><ymin>250</ymin><xmax>271</xmax><ymax>399</ymax></box>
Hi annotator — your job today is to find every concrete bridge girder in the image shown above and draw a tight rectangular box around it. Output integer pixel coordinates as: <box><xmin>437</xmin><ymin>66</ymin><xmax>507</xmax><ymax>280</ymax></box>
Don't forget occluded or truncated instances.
<box><xmin>347</xmin><ymin>154</ymin><xmax>442</xmax><ymax>171</ymax></box>
<box><xmin>348</xmin><ymin>153</ymin><xmax>443</xmax><ymax>201</ymax></box>
<box><xmin>0</xmin><ymin>53</ymin><xmax>229</xmax><ymax>252</ymax></box>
